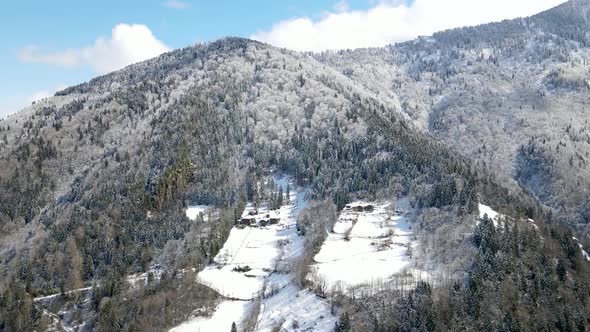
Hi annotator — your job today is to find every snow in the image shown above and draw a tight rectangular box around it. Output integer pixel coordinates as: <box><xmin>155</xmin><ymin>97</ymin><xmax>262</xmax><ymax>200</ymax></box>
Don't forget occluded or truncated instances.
<box><xmin>34</xmin><ymin>287</ymin><xmax>93</xmax><ymax>303</ymax></box>
<box><xmin>185</xmin><ymin>205</ymin><xmax>213</xmax><ymax>221</ymax></box>
<box><xmin>170</xmin><ymin>300</ymin><xmax>251</xmax><ymax>332</ymax></box>
<box><xmin>196</xmin><ymin>197</ymin><xmax>301</xmax><ymax>300</ymax></box>
<box><xmin>479</xmin><ymin>204</ymin><xmax>541</xmax><ymax>230</ymax></box>
<box><xmin>478</xmin><ymin>204</ymin><xmax>500</xmax><ymax>222</ymax></box>
<box><xmin>311</xmin><ymin>201</ymin><xmax>423</xmax><ymax>291</ymax></box>
<box><xmin>478</xmin><ymin>204</ymin><xmax>511</xmax><ymax>228</ymax></box>
<box><xmin>126</xmin><ymin>266</ymin><xmax>165</xmax><ymax>289</ymax></box>
<box><xmin>573</xmin><ymin>237</ymin><xmax>590</xmax><ymax>262</ymax></box>
<box><xmin>256</xmin><ymin>284</ymin><xmax>337</xmax><ymax>332</ymax></box>
<box><xmin>172</xmin><ymin>176</ymin><xmax>340</xmax><ymax>331</ymax></box>
<box><xmin>196</xmin><ymin>176</ymin><xmax>315</xmax><ymax>302</ymax></box>
<box><xmin>42</xmin><ymin>309</ymin><xmax>75</xmax><ymax>332</ymax></box>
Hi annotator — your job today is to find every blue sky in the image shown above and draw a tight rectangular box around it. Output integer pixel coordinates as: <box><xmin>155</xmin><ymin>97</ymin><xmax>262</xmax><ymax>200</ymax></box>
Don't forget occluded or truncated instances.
<box><xmin>0</xmin><ymin>0</ymin><xmax>565</xmax><ymax>118</ymax></box>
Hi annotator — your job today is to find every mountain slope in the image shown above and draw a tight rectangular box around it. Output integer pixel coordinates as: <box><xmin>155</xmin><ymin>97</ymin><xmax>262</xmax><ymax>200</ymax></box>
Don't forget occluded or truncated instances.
<box><xmin>317</xmin><ymin>0</ymin><xmax>590</xmax><ymax>238</ymax></box>
<box><xmin>0</xmin><ymin>37</ymin><xmax>531</xmax><ymax>330</ymax></box>
<box><xmin>0</xmin><ymin>1</ymin><xmax>589</xmax><ymax>330</ymax></box>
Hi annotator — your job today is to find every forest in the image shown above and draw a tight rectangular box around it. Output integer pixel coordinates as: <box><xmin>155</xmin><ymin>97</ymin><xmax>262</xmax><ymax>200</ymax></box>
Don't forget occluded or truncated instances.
<box><xmin>1</xmin><ymin>1</ymin><xmax>590</xmax><ymax>330</ymax></box>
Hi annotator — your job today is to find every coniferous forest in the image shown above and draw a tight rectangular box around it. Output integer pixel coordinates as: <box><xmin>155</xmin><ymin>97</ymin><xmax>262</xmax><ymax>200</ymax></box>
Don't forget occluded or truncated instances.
<box><xmin>2</xmin><ymin>1</ymin><xmax>590</xmax><ymax>331</ymax></box>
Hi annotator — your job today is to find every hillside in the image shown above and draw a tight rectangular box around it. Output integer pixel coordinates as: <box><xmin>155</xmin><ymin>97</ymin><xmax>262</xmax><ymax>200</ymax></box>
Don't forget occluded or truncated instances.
<box><xmin>0</xmin><ymin>1</ymin><xmax>589</xmax><ymax>331</ymax></box>
<box><xmin>317</xmin><ymin>0</ymin><xmax>590</xmax><ymax>238</ymax></box>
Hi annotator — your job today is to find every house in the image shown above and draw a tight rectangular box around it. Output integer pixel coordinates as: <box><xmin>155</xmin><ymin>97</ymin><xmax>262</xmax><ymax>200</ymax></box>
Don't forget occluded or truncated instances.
<box><xmin>352</xmin><ymin>204</ymin><xmax>374</xmax><ymax>212</ymax></box>
<box><xmin>352</xmin><ymin>205</ymin><xmax>364</xmax><ymax>212</ymax></box>
<box><xmin>240</xmin><ymin>216</ymin><xmax>256</xmax><ymax>226</ymax></box>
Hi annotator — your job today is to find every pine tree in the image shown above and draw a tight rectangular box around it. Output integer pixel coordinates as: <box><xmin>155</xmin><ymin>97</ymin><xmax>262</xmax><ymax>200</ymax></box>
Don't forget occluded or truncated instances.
<box><xmin>254</xmin><ymin>186</ymin><xmax>261</xmax><ymax>213</ymax></box>
<box><xmin>556</xmin><ymin>258</ymin><xmax>566</xmax><ymax>281</ymax></box>
<box><xmin>335</xmin><ymin>312</ymin><xmax>351</xmax><ymax>331</ymax></box>
<box><xmin>286</xmin><ymin>183</ymin><xmax>291</xmax><ymax>202</ymax></box>
<box><xmin>278</xmin><ymin>186</ymin><xmax>284</xmax><ymax>207</ymax></box>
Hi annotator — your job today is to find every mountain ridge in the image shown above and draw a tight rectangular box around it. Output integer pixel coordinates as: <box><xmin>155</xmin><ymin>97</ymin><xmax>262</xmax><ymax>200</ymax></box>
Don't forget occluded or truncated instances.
<box><xmin>1</xmin><ymin>1</ymin><xmax>590</xmax><ymax>330</ymax></box>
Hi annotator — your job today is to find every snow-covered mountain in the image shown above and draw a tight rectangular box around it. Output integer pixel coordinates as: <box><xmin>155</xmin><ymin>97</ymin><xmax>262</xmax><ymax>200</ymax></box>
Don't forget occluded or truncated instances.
<box><xmin>318</xmin><ymin>0</ymin><xmax>590</xmax><ymax>235</ymax></box>
<box><xmin>1</xmin><ymin>1</ymin><xmax>590</xmax><ymax>331</ymax></box>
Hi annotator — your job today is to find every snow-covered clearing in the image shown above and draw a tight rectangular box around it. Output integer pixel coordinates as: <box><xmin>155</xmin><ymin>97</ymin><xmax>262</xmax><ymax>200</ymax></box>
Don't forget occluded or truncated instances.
<box><xmin>197</xmin><ymin>224</ymin><xmax>284</xmax><ymax>300</ymax></box>
<box><xmin>185</xmin><ymin>205</ymin><xmax>214</xmax><ymax>221</ymax></box>
<box><xmin>172</xmin><ymin>176</ymin><xmax>336</xmax><ymax>331</ymax></box>
<box><xmin>478</xmin><ymin>204</ymin><xmax>500</xmax><ymax>223</ymax></box>
<box><xmin>311</xmin><ymin>200</ymin><xmax>425</xmax><ymax>292</ymax></box>
<box><xmin>256</xmin><ymin>284</ymin><xmax>337</xmax><ymax>332</ymax></box>
<box><xmin>170</xmin><ymin>300</ymin><xmax>251</xmax><ymax>332</ymax></box>
<box><xmin>126</xmin><ymin>266</ymin><xmax>165</xmax><ymax>289</ymax></box>
<box><xmin>196</xmin><ymin>191</ymin><xmax>302</xmax><ymax>300</ymax></box>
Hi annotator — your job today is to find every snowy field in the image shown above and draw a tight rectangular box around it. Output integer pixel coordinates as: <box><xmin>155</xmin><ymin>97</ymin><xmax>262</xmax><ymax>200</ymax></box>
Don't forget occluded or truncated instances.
<box><xmin>185</xmin><ymin>205</ymin><xmax>214</xmax><ymax>221</ymax></box>
<box><xmin>311</xmin><ymin>200</ymin><xmax>424</xmax><ymax>291</ymax></box>
<box><xmin>172</xmin><ymin>176</ymin><xmax>336</xmax><ymax>331</ymax></box>
<box><xmin>256</xmin><ymin>283</ymin><xmax>337</xmax><ymax>332</ymax></box>
<box><xmin>196</xmin><ymin>188</ymin><xmax>303</xmax><ymax>300</ymax></box>
<box><xmin>478</xmin><ymin>204</ymin><xmax>500</xmax><ymax>222</ymax></box>
<box><xmin>170</xmin><ymin>300</ymin><xmax>251</xmax><ymax>332</ymax></box>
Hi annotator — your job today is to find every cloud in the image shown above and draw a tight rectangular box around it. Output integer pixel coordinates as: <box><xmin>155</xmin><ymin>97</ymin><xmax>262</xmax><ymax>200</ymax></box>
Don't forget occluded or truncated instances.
<box><xmin>333</xmin><ymin>0</ymin><xmax>349</xmax><ymax>13</ymax></box>
<box><xmin>18</xmin><ymin>24</ymin><xmax>170</xmax><ymax>74</ymax></box>
<box><xmin>162</xmin><ymin>0</ymin><xmax>189</xmax><ymax>9</ymax></box>
<box><xmin>251</xmin><ymin>0</ymin><xmax>567</xmax><ymax>51</ymax></box>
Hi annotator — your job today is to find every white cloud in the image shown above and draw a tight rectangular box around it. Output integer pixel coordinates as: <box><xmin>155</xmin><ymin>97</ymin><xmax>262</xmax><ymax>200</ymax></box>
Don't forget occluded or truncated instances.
<box><xmin>18</xmin><ymin>24</ymin><xmax>170</xmax><ymax>74</ymax></box>
<box><xmin>163</xmin><ymin>0</ymin><xmax>189</xmax><ymax>9</ymax></box>
<box><xmin>333</xmin><ymin>0</ymin><xmax>349</xmax><ymax>13</ymax></box>
<box><xmin>252</xmin><ymin>0</ymin><xmax>567</xmax><ymax>51</ymax></box>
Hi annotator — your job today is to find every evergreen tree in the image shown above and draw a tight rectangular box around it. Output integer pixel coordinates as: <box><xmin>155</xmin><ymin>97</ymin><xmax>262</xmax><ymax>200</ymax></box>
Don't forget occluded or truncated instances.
<box><xmin>334</xmin><ymin>312</ymin><xmax>351</xmax><ymax>331</ymax></box>
<box><xmin>286</xmin><ymin>183</ymin><xmax>291</xmax><ymax>202</ymax></box>
<box><xmin>278</xmin><ymin>186</ymin><xmax>284</xmax><ymax>207</ymax></box>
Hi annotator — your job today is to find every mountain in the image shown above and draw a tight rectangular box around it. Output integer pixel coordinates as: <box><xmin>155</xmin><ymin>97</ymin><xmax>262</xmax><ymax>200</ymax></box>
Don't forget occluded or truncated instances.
<box><xmin>1</xmin><ymin>1</ymin><xmax>589</xmax><ymax>331</ymax></box>
<box><xmin>318</xmin><ymin>0</ymin><xmax>590</xmax><ymax>237</ymax></box>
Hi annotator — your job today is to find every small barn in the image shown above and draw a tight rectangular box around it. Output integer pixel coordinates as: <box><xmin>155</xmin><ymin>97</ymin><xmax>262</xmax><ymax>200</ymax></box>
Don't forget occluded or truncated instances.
<box><xmin>240</xmin><ymin>216</ymin><xmax>256</xmax><ymax>226</ymax></box>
